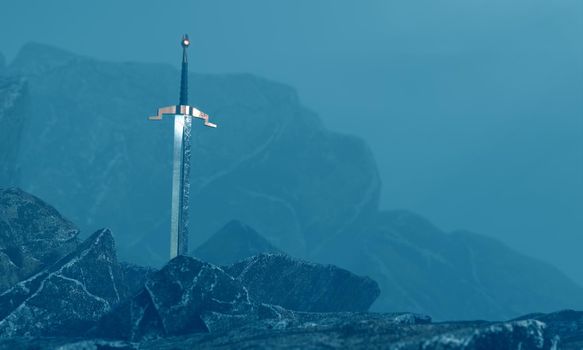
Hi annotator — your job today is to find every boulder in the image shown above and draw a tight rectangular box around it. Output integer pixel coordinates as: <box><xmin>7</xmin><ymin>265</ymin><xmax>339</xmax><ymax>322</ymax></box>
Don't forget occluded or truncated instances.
<box><xmin>94</xmin><ymin>255</ymin><xmax>254</xmax><ymax>341</ymax></box>
<box><xmin>119</xmin><ymin>262</ymin><xmax>156</xmax><ymax>298</ymax></box>
<box><xmin>192</xmin><ymin>220</ymin><xmax>282</xmax><ymax>265</ymax></box>
<box><xmin>515</xmin><ymin>309</ymin><xmax>583</xmax><ymax>349</ymax></box>
<box><xmin>225</xmin><ymin>253</ymin><xmax>380</xmax><ymax>312</ymax></box>
<box><xmin>0</xmin><ymin>187</ymin><xmax>79</xmax><ymax>292</ymax></box>
<box><xmin>0</xmin><ymin>228</ymin><xmax>125</xmax><ymax>337</ymax></box>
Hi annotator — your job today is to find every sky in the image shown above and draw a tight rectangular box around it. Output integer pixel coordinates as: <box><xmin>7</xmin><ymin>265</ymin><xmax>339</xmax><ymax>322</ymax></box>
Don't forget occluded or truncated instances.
<box><xmin>1</xmin><ymin>0</ymin><xmax>582</xmax><ymax>284</ymax></box>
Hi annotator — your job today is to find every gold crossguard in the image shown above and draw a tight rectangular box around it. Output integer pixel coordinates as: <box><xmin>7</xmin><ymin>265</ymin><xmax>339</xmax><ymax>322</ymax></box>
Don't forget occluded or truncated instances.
<box><xmin>149</xmin><ymin>105</ymin><xmax>217</xmax><ymax>128</ymax></box>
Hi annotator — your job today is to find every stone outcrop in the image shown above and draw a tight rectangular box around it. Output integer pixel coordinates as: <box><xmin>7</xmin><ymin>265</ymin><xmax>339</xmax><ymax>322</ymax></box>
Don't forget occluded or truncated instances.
<box><xmin>0</xmin><ymin>228</ymin><xmax>125</xmax><ymax>337</ymax></box>
<box><xmin>515</xmin><ymin>309</ymin><xmax>583</xmax><ymax>349</ymax></box>
<box><xmin>225</xmin><ymin>253</ymin><xmax>380</xmax><ymax>312</ymax></box>
<box><xmin>0</xmin><ymin>188</ymin><xmax>79</xmax><ymax>292</ymax></box>
<box><xmin>94</xmin><ymin>256</ymin><xmax>254</xmax><ymax>341</ymax></box>
<box><xmin>119</xmin><ymin>262</ymin><xmax>156</xmax><ymax>298</ymax></box>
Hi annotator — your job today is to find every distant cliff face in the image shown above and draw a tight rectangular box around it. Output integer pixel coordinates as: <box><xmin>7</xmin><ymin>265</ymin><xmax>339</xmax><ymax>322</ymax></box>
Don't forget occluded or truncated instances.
<box><xmin>317</xmin><ymin>210</ymin><xmax>583</xmax><ymax>320</ymax></box>
<box><xmin>0</xmin><ymin>76</ymin><xmax>27</xmax><ymax>186</ymax></box>
<box><xmin>5</xmin><ymin>43</ymin><xmax>380</xmax><ymax>266</ymax></box>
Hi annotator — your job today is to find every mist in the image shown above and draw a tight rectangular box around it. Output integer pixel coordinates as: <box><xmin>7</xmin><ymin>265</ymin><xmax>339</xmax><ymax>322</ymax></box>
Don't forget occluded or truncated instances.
<box><xmin>1</xmin><ymin>0</ymin><xmax>581</xmax><ymax>285</ymax></box>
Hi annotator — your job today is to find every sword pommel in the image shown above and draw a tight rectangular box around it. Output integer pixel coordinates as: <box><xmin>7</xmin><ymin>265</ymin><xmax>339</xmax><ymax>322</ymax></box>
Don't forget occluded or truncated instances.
<box><xmin>181</xmin><ymin>34</ymin><xmax>190</xmax><ymax>48</ymax></box>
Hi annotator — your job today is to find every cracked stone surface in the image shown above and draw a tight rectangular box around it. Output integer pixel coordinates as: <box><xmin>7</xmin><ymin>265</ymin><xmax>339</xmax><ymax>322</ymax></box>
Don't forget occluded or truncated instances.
<box><xmin>137</xmin><ymin>317</ymin><xmax>553</xmax><ymax>350</ymax></box>
<box><xmin>0</xmin><ymin>188</ymin><xmax>79</xmax><ymax>293</ymax></box>
<box><xmin>94</xmin><ymin>255</ymin><xmax>254</xmax><ymax>341</ymax></box>
<box><xmin>514</xmin><ymin>309</ymin><xmax>583</xmax><ymax>350</ymax></box>
<box><xmin>225</xmin><ymin>253</ymin><xmax>380</xmax><ymax>312</ymax></box>
<box><xmin>0</xmin><ymin>228</ymin><xmax>125</xmax><ymax>337</ymax></box>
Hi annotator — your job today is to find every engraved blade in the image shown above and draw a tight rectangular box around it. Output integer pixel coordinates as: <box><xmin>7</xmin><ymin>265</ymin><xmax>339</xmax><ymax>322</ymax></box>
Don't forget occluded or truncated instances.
<box><xmin>170</xmin><ymin>115</ymin><xmax>185</xmax><ymax>259</ymax></box>
<box><xmin>179</xmin><ymin>115</ymin><xmax>192</xmax><ymax>256</ymax></box>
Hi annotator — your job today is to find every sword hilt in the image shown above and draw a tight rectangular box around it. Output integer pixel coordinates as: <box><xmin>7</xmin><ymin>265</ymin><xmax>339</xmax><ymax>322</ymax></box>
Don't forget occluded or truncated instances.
<box><xmin>148</xmin><ymin>105</ymin><xmax>217</xmax><ymax>128</ymax></box>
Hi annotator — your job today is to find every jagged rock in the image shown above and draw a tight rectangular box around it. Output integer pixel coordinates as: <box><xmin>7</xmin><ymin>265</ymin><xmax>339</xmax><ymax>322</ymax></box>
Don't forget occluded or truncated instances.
<box><xmin>94</xmin><ymin>255</ymin><xmax>254</xmax><ymax>341</ymax></box>
<box><xmin>200</xmin><ymin>303</ymin><xmax>297</xmax><ymax>334</ymax></box>
<box><xmin>0</xmin><ymin>228</ymin><xmax>125</xmax><ymax>337</ymax></box>
<box><xmin>0</xmin><ymin>188</ymin><xmax>79</xmax><ymax>292</ymax></box>
<box><xmin>192</xmin><ymin>220</ymin><xmax>282</xmax><ymax>265</ymax></box>
<box><xmin>416</xmin><ymin>319</ymin><xmax>554</xmax><ymax>350</ymax></box>
<box><xmin>225</xmin><ymin>253</ymin><xmax>380</xmax><ymax>312</ymax></box>
<box><xmin>515</xmin><ymin>309</ymin><xmax>583</xmax><ymax>349</ymax></box>
<box><xmin>0</xmin><ymin>78</ymin><xmax>27</xmax><ymax>186</ymax></box>
<box><xmin>119</xmin><ymin>262</ymin><xmax>156</xmax><ymax>298</ymax></box>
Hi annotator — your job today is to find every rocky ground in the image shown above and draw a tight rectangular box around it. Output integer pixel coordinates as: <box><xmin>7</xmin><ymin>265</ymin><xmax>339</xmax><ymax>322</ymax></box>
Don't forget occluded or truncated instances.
<box><xmin>1</xmin><ymin>188</ymin><xmax>582</xmax><ymax>349</ymax></box>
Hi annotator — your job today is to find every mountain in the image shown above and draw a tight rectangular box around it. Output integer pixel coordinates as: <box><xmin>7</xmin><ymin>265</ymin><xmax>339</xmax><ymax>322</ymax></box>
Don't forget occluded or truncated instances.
<box><xmin>5</xmin><ymin>42</ymin><xmax>379</xmax><ymax>267</ymax></box>
<box><xmin>316</xmin><ymin>210</ymin><xmax>583</xmax><ymax>320</ymax></box>
<box><xmin>2</xmin><ymin>43</ymin><xmax>583</xmax><ymax>320</ymax></box>
<box><xmin>0</xmin><ymin>76</ymin><xmax>27</xmax><ymax>185</ymax></box>
<box><xmin>225</xmin><ymin>253</ymin><xmax>380</xmax><ymax>312</ymax></box>
<box><xmin>192</xmin><ymin>220</ymin><xmax>282</xmax><ymax>265</ymax></box>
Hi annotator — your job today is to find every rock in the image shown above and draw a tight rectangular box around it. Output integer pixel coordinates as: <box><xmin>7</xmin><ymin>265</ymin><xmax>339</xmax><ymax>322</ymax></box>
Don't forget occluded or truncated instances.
<box><xmin>1</xmin><ymin>313</ymin><xmax>555</xmax><ymax>350</ymax></box>
<box><xmin>225</xmin><ymin>253</ymin><xmax>380</xmax><ymax>312</ymax></box>
<box><xmin>0</xmin><ymin>337</ymin><xmax>137</xmax><ymax>350</ymax></box>
<box><xmin>514</xmin><ymin>309</ymin><xmax>583</xmax><ymax>349</ymax></box>
<box><xmin>0</xmin><ymin>228</ymin><xmax>125</xmax><ymax>337</ymax></box>
<box><xmin>0</xmin><ymin>78</ymin><xmax>27</xmax><ymax>186</ymax></box>
<box><xmin>138</xmin><ymin>316</ymin><xmax>553</xmax><ymax>350</ymax></box>
<box><xmin>200</xmin><ymin>303</ymin><xmax>297</xmax><ymax>334</ymax></box>
<box><xmin>119</xmin><ymin>262</ymin><xmax>156</xmax><ymax>298</ymax></box>
<box><xmin>94</xmin><ymin>255</ymin><xmax>254</xmax><ymax>341</ymax></box>
<box><xmin>192</xmin><ymin>220</ymin><xmax>282</xmax><ymax>265</ymax></box>
<box><xmin>0</xmin><ymin>188</ymin><xmax>79</xmax><ymax>292</ymax></box>
<box><xmin>417</xmin><ymin>319</ymin><xmax>554</xmax><ymax>350</ymax></box>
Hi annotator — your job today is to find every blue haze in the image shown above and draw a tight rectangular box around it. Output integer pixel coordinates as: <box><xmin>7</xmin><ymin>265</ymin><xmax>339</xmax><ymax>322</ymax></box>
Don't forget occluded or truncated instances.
<box><xmin>0</xmin><ymin>0</ymin><xmax>582</xmax><ymax>285</ymax></box>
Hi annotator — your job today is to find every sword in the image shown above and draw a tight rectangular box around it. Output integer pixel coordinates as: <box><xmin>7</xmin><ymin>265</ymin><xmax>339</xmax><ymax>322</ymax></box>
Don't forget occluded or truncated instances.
<box><xmin>148</xmin><ymin>34</ymin><xmax>217</xmax><ymax>259</ymax></box>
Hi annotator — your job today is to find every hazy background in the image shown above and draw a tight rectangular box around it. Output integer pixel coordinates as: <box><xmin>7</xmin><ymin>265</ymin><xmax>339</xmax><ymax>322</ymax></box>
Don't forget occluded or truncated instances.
<box><xmin>1</xmin><ymin>0</ymin><xmax>582</xmax><ymax>284</ymax></box>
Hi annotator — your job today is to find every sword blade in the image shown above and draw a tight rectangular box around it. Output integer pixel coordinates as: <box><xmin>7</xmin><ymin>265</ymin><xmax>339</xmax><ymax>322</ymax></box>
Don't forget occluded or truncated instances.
<box><xmin>170</xmin><ymin>114</ymin><xmax>192</xmax><ymax>259</ymax></box>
